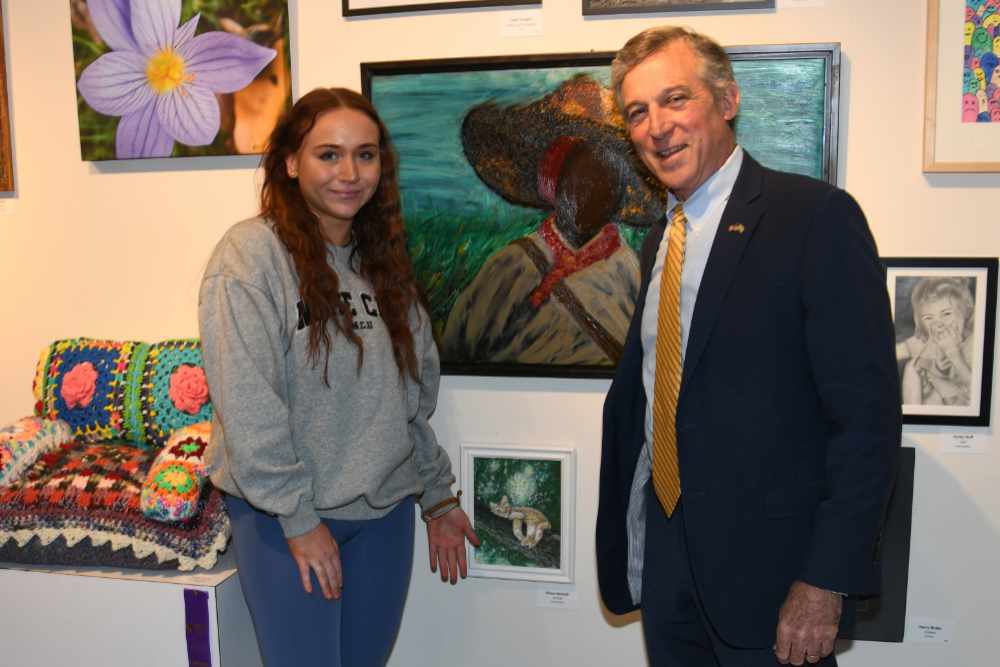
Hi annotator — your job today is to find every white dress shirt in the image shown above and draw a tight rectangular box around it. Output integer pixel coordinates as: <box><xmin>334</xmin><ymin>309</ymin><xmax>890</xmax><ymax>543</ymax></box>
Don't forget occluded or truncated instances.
<box><xmin>626</xmin><ymin>146</ymin><xmax>744</xmax><ymax>603</ymax></box>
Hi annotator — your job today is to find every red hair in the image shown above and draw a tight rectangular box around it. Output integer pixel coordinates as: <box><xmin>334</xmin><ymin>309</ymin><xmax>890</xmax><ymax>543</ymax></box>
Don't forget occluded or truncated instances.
<box><xmin>260</xmin><ymin>87</ymin><xmax>420</xmax><ymax>381</ymax></box>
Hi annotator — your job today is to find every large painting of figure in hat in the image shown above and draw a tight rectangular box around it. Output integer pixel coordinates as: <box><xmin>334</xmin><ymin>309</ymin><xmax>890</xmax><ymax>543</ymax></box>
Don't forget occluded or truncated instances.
<box><xmin>363</xmin><ymin>46</ymin><xmax>840</xmax><ymax>377</ymax></box>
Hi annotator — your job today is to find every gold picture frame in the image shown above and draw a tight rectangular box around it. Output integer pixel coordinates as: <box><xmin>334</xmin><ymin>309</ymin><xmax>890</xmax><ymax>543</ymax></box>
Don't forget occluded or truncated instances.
<box><xmin>923</xmin><ymin>0</ymin><xmax>1000</xmax><ymax>172</ymax></box>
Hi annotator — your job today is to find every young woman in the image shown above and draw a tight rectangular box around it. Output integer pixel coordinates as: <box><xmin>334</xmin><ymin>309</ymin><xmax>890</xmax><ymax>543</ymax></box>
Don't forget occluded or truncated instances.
<box><xmin>199</xmin><ymin>87</ymin><xmax>478</xmax><ymax>666</ymax></box>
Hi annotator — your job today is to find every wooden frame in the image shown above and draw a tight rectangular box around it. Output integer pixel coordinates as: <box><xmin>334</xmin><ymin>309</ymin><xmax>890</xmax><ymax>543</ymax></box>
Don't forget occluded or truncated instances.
<box><xmin>0</xmin><ymin>4</ymin><xmax>13</xmax><ymax>192</ymax></box>
<box><xmin>582</xmin><ymin>0</ymin><xmax>773</xmax><ymax>15</ymax></box>
<box><xmin>343</xmin><ymin>0</ymin><xmax>540</xmax><ymax>16</ymax></box>
<box><xmin>884</xmin><ymin>257</ymin><xmax>998</xmax><ymax>427</ymax></box>
<box><xmin>923</xmin><ymin>0</ymin><xmax>1000</xmax><ymax>172</ymax></box>
<box><xmin>460</xmin><ymin>444</ymin><xmax>575</xmax><ymax>584</ymax></box>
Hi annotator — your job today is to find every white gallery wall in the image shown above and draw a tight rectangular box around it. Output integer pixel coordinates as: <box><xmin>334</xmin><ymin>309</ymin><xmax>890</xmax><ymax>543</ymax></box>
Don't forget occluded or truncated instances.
<box><xmin>0</xmin><ymin>1</ymin><xmax>997</xmax><ymax>666</ymax></box>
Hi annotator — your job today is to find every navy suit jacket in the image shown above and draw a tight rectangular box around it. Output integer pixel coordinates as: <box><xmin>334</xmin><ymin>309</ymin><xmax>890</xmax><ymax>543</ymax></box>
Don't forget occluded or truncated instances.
<box><xmin>596</xmin><ymin>154</ymin><xmax>901</xmax><ymax>647</ymax></box>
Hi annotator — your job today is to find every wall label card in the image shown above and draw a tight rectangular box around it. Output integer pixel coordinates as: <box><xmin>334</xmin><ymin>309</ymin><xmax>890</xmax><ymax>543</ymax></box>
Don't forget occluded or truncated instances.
<box><xmin>537</xmin><ymin>588</ymin><xmax>578</xmax><ymax>609</ymax></box>
<box><xmin>907</xmin><ymin>617</ymin><xmax>954</xmax><ymax>643</ymax></box>
<box><xmin>943</xmin><ymin>433</ymin><xmax>985</xmax><ymax>454</ymax></box>
<box><xmin>501</xmin><ymin>12</ymin><xmax>542</xmax><ymax>38</ymax></box>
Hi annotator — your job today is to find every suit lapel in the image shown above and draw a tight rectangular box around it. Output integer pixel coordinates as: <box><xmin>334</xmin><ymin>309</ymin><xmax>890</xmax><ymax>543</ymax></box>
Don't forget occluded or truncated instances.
<box><xmin>681</xmin><ymin>155</ymin><xmax>766</xmax><ymax>392</ymax></box>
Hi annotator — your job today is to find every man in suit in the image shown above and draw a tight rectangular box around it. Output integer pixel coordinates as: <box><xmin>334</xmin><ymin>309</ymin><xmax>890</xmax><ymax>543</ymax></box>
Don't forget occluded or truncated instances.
<box><xmin>595</xmin><ymin>26</ymin><xmax>901</xmax><ymax>667</ymax></box>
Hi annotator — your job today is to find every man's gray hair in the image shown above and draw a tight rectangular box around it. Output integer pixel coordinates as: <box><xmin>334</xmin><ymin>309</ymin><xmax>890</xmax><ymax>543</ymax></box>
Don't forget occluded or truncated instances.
<box><xmin>611</xmin><ymin>26</ymin><xmax>736</xmax><ymax>111</ymax></box>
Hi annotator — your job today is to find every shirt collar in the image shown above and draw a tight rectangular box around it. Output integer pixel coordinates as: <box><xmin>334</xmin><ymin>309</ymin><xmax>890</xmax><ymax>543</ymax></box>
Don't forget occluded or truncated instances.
<box><xmin>666</xmin><ymin>146</ymin><xmax>744</xmax><ymax>221</ymax></box>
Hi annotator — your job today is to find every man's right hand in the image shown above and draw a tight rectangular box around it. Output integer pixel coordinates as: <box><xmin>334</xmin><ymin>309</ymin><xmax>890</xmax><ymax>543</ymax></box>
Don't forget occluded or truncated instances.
<box><xmin>287</xmin><ymin>523</ymin><xmax>342</xmax><ymax>600</ymax></box>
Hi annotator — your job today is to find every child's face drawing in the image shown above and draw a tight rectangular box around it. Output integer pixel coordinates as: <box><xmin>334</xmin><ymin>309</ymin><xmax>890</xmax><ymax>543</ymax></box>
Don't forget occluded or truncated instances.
<box><xmin>917</xmin><ymin>297</ymin><xmax>966</xmax><ymax>344</ymax></box>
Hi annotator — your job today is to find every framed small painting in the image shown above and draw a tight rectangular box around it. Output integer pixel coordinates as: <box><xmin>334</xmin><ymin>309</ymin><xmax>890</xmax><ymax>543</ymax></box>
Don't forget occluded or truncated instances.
<box><xmin>343</xmin><ymin>0</ymin><xmax>541</xmax><ymax>16</ymax></box>
<box><xmin>923</xmin><ymin>0</ymin><xmax>1000</xmax><ymax>171</ymax></box>
<box><xmin>461</xmin><ymin>445</ymin><xmax>575</xmax><ymax>583</ymax></box>
<box><xmin>582</xmin><ymin>0</ymin><xmax>774</xmax><ymax>15</ymax></box>
<box><xmin>70</xmin><ymin>0</ymin><xmax>293</xmax><ymax>161</ymax></box>
<box><xmin>884</xmin><ymin>257</ymin><xmax>998</xmax><ymax>426</ymax></box>
<box><xmin>363</xmin><ymin>44</ymin><xmax>840</xmax><ymax>377</ymax></box>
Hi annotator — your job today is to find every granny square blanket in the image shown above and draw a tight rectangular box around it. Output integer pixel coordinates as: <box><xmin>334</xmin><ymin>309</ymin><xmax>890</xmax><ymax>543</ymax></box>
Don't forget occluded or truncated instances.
<box><xmin>33</xmin><ymin>338</ymin><xmax>212</xmax><ymax>450</ymax></box>
<box><xmin>0</xmin><ymin>440</ymin><xmax>229</xmax><ymax>570</ymax></box>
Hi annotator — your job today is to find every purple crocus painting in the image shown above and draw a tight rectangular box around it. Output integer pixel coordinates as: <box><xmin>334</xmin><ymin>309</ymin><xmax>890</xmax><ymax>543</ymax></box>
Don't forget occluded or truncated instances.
<box><xmin>70</xmin><ymin>0</ymin><xmax>292</xmax><ymax>160</ymax></box>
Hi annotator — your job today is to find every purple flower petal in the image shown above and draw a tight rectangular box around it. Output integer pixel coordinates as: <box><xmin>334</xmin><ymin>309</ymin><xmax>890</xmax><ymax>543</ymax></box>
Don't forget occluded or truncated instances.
<box><xmin>77</xmin><ymin>51</ymin><xmax>154</xmax><ymax>117</ymax></box>
<box><xmin>179</xmin><ymin>32</ymin><xmax>276</xmax><ymax>94</ymax></box>
<box><xmin>88</xmin><ymin>0</ymin><xmax>138</xmax><ymax>52</ymax></box>
<box><xmin>116</xmin><ymin>102</ymin><xmax>174</xmax><ymax>158</ymax></box>
<box><xmin>130</xmin><ymin>0</ymin><xmax>182</xmax><ymax>55</ymax></box>
<box><xmin>173</xmin><ymin>13</ymin><xmax>199</xmax><ymax>48</ymax></box>
<box><xmin>155</xmin><ymin>84</ymin><xmax>220</xmax><ymax>146</ymax></box>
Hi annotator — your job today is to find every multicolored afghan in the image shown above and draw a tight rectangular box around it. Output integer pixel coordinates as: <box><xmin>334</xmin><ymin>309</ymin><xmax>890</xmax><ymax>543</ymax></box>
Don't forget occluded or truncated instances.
<box><xmin>141</xmin><ymin>422</ymin><xmax>211</xmax><ymax>522</ymax></box>
<box><xmin>0</xmin><ymin>440</ymin><xmax>229</xmax><ymax>570</ymax></box>
<box><xmin>0</xmin><ymin>417</ymin><xmax>72</xmax><ymax>485</ymax></box>
<box><xmin>33</xmin><ymin>338</ymin><xmax>213</xmax><ymax>450</ymax></box>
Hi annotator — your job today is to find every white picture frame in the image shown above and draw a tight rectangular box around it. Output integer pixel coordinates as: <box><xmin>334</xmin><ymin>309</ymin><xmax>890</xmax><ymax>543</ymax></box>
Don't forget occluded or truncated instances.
<box><xmin>460</xmin><ymin>444</ymin><xmax>575</xmax><ymax>583</ymax></box>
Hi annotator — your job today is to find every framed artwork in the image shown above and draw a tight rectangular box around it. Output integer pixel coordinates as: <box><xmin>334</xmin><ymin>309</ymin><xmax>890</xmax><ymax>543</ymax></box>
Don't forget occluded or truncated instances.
<box><xmin>884</xmin><ymin>257</ymin><xmax>998</xmax><ymax>426</ymax></box>
<box><xmin>460</xmin><ymin>445</ymin><xmax>575</xmax><ymax>583</ymax></box>
<box><xmin>343</xmin><ymin>0</ymin><xmax>541</xmax><ymax>17</ymax></box>
<box><xmin>363</xmin><ymin>45</ymin><xmax>840</xmax><ymax>377</ymax></box>
<box><xmin>923</xmin><ymin>0</ymin><xmax>1000</xmax><ymax>172</ymax></box>
<box><xmin>0</xmin><ymin>4</ymin><xmax>13</xmax><ymax>192</ymax></box>
<box><xmin>70</xmin><ymin>0</ymin><xmax>293</xmax><ymax>161</ymax></box>
<box><xmin>845</xmin><ymin>447</ymin><xmax>914</xmax><ymax>643</ymax></box>
<box><xmin>582</xmin><ymin>0</ymin><xmax>774</xmax><ymax>15</ymax></box>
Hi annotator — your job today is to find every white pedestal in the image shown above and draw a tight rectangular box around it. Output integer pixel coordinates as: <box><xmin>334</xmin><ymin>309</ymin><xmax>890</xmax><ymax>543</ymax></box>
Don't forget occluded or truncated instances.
<box><xmin>0</xmin><ymin>552</ymin><xmax>262</xmax><ymax>667</ymax></box>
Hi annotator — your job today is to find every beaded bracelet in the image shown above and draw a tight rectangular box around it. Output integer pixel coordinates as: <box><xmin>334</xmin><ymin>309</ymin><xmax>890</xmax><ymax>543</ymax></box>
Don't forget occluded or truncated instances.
<box><xmin>421</xmin><ymin>490</ymin><xmax>462</xmax><ymax>522</ymax></box>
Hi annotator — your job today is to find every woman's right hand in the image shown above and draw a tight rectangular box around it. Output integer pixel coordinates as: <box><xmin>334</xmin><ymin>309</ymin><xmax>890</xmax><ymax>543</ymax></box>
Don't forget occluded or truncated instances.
<box><xmin>286</xmin><ymin>523</ymin><xmax>342</xmax><ymax>600</ymax></box>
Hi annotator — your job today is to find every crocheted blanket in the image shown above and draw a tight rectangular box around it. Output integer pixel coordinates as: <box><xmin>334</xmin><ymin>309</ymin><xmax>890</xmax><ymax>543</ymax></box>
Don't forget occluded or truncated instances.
<box><xmin>0</xmin><ymin>441</ymin><xmax>229</xmax><ymax>570</ymax></box>
<box><xmin>33</xmin><ymin>338</ymin><xmax>212</xmax><ymax>449</ymax></box>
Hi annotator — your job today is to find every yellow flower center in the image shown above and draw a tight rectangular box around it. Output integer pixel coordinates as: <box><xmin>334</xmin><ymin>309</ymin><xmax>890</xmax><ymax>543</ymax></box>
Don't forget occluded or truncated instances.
<box><xmin>146</xmin><ymin>48</ymin><xmax>191</xmax><ymax>94</ymax></box>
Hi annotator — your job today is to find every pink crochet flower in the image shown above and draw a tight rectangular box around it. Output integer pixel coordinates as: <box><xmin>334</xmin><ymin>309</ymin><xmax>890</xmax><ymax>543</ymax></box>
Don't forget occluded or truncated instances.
<box><xmin>169</xmin><ymin>365</ymin><xmax>209</xmax><ymax>415</ymax></box>
<box><xmin>61</xmin><ymin>362</ymin><xmax>98</xmax><ymax>408</ymax></box>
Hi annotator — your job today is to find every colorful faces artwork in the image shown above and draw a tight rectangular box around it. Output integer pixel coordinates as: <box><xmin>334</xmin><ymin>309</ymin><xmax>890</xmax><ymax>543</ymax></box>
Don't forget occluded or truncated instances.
<box><xmin>964</xmin><ymin>93</ymin><xmax>979</xmax><ymax>121</ymax></box>
<box><xmin>964</xmin><ymin>0</ymin><xmax>1000</xmax><ymax>122</ymax></box>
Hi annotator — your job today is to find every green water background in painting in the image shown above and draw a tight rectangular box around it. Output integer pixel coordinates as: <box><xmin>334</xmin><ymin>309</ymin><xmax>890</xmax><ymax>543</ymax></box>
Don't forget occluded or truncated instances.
<box><xmin>372</xmin><ymin>58</ymin><xmax>827</xmax><ymax>332</ymax></box>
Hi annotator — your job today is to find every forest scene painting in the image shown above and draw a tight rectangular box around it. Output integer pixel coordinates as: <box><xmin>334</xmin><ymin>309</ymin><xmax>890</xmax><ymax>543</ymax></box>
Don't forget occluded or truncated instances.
<box><xmin>463</xmin><ymin>446</ymin><xmax>574</xmax><ymax>582</ymax></box>
<box><xmin>70</xmin><ymin>0</ymin><xmax>292</xmax><ymax>160</ymax></box>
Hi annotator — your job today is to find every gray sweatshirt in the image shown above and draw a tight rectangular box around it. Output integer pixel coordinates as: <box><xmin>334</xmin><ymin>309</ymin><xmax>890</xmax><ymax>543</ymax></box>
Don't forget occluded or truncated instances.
<box><xmin>198</xmin><ymin>218</ymin><xmax>455</xmax><ymax>538</ymax></box>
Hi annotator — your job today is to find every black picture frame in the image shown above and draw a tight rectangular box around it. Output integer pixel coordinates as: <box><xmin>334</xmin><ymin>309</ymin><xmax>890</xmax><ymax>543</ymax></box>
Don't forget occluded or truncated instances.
<box><xmin>884</xmin><ymin>257</ymin><xmax>998</xmax><ymax>427</ymax></box>
<box><xmin>582</xmin><ymin>0</ymin><xmax>774</xmax><ymax>15</ymax></box>
<box><xmin>362</xmin><ymin>45</ymin><xmax>840</xmax><ymax>377</ymax></box>
<box><xmin>343</xmin><ymin>0</ymin><xmax>540</xmax><ymax>17</ymax></box>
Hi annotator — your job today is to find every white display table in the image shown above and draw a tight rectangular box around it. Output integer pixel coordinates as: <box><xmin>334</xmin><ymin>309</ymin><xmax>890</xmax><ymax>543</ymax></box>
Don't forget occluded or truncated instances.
<box><xmin>0</xmin><ymin>551</ymin><xmax>262</xmax><ymax>667</ymax></box>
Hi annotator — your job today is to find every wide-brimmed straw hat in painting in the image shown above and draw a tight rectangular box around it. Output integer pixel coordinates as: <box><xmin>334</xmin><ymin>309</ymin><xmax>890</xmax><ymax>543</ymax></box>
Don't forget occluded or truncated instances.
<box><xmin>461</xmin><ymin>74</ymin><xmax>666</xmax><ymax>228</ymax></box>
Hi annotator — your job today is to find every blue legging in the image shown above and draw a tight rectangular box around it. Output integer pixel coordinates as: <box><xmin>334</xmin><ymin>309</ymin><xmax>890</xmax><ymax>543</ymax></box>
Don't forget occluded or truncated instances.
<box><xmin>225</xmin><ymin>495</ymin><xmax>415</xmax><ymax>667</ymax></box>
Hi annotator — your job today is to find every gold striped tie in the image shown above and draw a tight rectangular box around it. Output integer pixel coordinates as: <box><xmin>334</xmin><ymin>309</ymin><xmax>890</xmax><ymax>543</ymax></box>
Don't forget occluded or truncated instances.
<box><xmin>652</xmin><ymin>204</ymin><xmax>686</xmax><ymax>517</ymax></box>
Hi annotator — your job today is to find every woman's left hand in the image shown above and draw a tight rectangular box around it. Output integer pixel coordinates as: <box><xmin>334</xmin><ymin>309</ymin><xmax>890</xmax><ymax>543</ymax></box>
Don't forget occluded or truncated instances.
<box><xmin>426</xmin><ymin>508</ymin><xmax>480</xmax><ymax>584</ymax></box>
